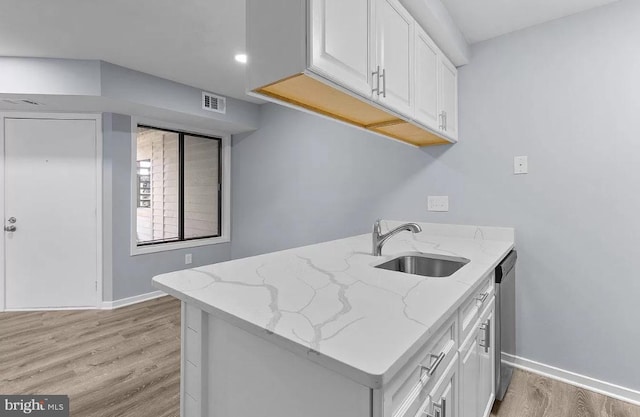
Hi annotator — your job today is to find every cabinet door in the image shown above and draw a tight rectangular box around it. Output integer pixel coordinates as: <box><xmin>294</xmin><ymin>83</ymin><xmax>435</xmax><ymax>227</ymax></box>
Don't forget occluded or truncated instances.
<box><xmin>414</xmin><ymin>26</ymin><xmax>440</xmax><ymax>130</ymax></box>
<box><xmin>459</xmin><ymin>326</ymin><xmax>480</xmax><ymax>417</ymax></box>
<box><xmin>310</xmin><ymin>0</ymin><xmax>372</xmax><ymax>98</ymax></box>
<box><xmin>439</xmin><ymin>57</ymin><xmax>458</xmax><ymax>140</ymax></box>
<box><xmin>374</xmin><ymin>0</ymin><xmax>413</xmax><ymax>116</ymax></box>
<box><xmin>416</xmin><ymin>356</ymin><xmax>458</xmax><ymax>417</ymax></box>
<box><xmin>478</xmin><ymin>305</ymin><xmax>495</xmax><ymax>417</ymax></box>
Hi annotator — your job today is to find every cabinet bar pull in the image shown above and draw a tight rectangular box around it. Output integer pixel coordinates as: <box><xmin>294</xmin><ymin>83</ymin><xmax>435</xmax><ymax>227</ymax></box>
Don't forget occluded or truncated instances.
<box><xmin>475</xmin><ymin>292</ymin><xmax>489</xmax><ymax>303</ymax></box>
<box><xmin>420</xmin><ymin>351</ymin><xmax>446</xmax><ymax>378</ymax></box>
<box><xmin>381</xmin><ymin>68</ymin><xmax>386</xmax><ymax>98</ymax></box>
<box><xmin>434</xmin><ymin>398</ymin><xmax>446</xmax><ymax>417</ymax></box>
<box><xmin>424</xmin><ymin>398</ymin><xmax>446</xmax><ymax>417</ymax></box>
<box><xmin>372</xmin><ymin>66</ymin><xmax>380</xmax><ymax>95</ymax></box>
<box><xmin>480</xmin><ymin>319</ymin><xmax>491</xmax><ymax>353</ymax></box>
<box><xmin>443</xmin><ymin>111</ymin><xmax>447</xmax><ymax>131</ymax></box>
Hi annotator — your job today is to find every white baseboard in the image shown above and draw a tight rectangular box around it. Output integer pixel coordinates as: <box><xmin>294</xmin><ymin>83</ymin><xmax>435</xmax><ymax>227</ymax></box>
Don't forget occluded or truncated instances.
<box><xmin>502</xmin><ymin>353</ymin><xmax>640</xmax><ymax>407</ymax></box>
<box><xmin>4</xmin><ymin>305</ymin><xmax>97</xmax><ymax>312</ymax></box>
<box><xmin>2</xmin><ymin>291</ymin><xmax>167</xmax><ymax>312</ymax></box>
<box><xmin>101</xmin><ymin>290</ymin><xmax>167</xmax><ymax>309</ymax></box>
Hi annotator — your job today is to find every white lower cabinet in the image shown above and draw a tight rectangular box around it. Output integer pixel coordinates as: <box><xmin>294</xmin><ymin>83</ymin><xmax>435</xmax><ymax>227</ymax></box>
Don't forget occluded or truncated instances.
<box><xmin>458</xmin><ymin>298</ymin><xmax>496</xmax><ymax>417</ymax></box>
<box><xmin>179</xmin><ymin>277</ymin><xmax>496</xmax><ymax>417</ymax></box>
<box><xmin>478</xmin><ymin>302</ymin><xmax>496</xmax><ymax>417</ymax></box>
<box><xmin>459</xmin><ymin>323</ymin><xmax>480</xmax><ymax>417</ymax></box>
<box><xmin>388</xmin><ymin>282</ymin><xmax>495</xmax><ymax>417</ymax></box>
<box><xmin>415</xmin><ymin>355</ymin><xmax>457</xmax><ymax>417</ymax></box>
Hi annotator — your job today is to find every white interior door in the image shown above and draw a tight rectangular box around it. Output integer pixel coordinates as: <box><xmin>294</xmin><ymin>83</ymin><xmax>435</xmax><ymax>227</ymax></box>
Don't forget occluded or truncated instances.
<box><xmin>4</xmin><ymin>118</ymin><xmax>98</xmax><ymax>309</ymax></box>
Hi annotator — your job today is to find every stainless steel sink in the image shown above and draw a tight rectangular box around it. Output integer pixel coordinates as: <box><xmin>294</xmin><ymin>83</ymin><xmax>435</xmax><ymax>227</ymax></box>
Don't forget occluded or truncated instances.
<box><xmin>374</xmin><ymin>253</ymin><xmax>470</xmax><ymax>278</ymax></box>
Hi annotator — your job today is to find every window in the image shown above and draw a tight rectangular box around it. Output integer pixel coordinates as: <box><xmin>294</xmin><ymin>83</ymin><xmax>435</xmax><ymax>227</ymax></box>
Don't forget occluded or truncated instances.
<box><xmin>135</xmin><ymin>125</ymin><xmax>222</xmax><ymax>248</ymax></box>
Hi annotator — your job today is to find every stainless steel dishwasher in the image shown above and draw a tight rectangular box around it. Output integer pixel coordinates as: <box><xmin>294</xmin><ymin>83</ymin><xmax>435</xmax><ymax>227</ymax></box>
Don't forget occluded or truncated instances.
<box><xmin>495</xmin><ymin>250</ymin><xmax>517</xmax><ymax>401</ymax></box>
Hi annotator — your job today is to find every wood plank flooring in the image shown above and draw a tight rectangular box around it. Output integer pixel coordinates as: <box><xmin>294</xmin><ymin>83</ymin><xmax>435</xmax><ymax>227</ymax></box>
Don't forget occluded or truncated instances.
<box><xmin>1</xmin><ymin>296</ymin><xmax>638</xmax><ymax>417</ymax></box>
<box><xmin>0</xmin><ymin>296</ymin><xmax>181</xmax><ymax>417</ymax></box>
<box><xmin>492</xmin><ymin>368</ymin><xmax>640</xmax><ymax>417</ymax></box>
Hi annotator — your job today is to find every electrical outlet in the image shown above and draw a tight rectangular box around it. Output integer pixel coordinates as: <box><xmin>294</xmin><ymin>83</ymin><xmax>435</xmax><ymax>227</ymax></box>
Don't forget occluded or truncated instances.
<box><xmin>514</xmin><ymin>156</ymin><xmax>528</xmax><ymax>174</ymax></box>
<box><xmin>428</xmin><ymin>196</ymin><xmax>449</xmax><ymax>212</ymax></box>
<box><xmin>185</xmin><ymin>253</ymin><xmax>192</xmax><ymax>265</ymax></box>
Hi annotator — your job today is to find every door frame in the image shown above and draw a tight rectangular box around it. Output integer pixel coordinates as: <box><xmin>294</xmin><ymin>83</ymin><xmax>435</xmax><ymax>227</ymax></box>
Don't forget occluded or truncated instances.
<box><xmin>0</xmin><ymin>112</ymin><xmax>103</xmax><ymax>311</ymax></box>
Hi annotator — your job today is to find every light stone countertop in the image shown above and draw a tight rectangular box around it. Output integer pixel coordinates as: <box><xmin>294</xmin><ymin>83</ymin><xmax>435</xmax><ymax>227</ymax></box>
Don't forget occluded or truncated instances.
<box><xmin>153</xmin><ymin>221</ymin><xmax>515</xmax><ymax>389</ymax></box>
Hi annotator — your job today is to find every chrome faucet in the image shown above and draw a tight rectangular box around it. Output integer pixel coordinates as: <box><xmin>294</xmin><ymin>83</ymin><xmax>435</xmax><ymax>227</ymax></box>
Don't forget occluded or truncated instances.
<box><xmin>372</xmin><ymin>219</ymin><xmax>422</xmax><ymax>256</ymax></box>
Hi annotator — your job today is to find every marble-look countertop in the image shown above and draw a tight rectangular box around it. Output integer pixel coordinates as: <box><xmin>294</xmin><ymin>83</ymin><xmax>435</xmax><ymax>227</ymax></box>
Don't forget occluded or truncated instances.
<box><xmin>153</xmin><ymin>221</ymin><xmax>514</xmax><ymax>389</ymax></box>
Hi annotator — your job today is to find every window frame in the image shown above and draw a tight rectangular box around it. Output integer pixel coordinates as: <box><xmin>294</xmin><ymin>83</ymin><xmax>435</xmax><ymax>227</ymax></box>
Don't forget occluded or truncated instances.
<box><xmin>130</xmin><ymin>117</ymin><xmax>231</xmax><ymax>256</ymax></box>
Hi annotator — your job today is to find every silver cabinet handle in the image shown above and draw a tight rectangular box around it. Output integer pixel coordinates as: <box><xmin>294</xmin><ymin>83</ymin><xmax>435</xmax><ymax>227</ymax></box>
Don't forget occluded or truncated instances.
<box><xmin>434</xmin><ymin>398</ymin><xmax>446</xmax><ymax>417</ymax></box>
<box><xmin>420</xmin><ymin>351</ymin><xmax>446</xmax><ymax>378</ymax></box>
<box><xmin>372</xmin><ymin>66</ymin><xmax>381</xmax><ymax>95</ymax></box>
<box><xmin>380</xmin><ymin>68</ymin><xmax>386</xmax><ymax>98</ymax></box>
<box><xmin>443</xmin><ymin>111</ymin><xmax>447</xmax><ymax>131</ymax></box>
<box><xmin>424</xmin><ymin>398</ymin><xmax>446</xmax><ymax>417</ymax></box>
<box><xmin>475</xmin><ymin>292</ymin><xmax>489</xmax><ymax>303</ymax></box>
<box><xmin>480</xmin><ymin>319</ymin><xmax>491</xmax><ymax>353</ymax></box>
<box><xmin>4</xmin><ymin>225</ymin><xmax>16</xmax><ymax>232</ymax></box>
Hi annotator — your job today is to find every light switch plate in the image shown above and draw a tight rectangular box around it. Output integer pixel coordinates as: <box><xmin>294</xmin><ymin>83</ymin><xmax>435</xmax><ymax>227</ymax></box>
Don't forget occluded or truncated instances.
<box><xmin>428</xmin><ymin>196</ymin><xmax>449</xmax><ymax>212</ymax></box>
<box><xmin>514</xmin><ymin>156</ymin><xmax>528</xmax><ymax>174</ymax></box>
<box><xmin>185</xmin><ymin>253</ymin><xmax>193</xmax><ymax>265</ymax></box>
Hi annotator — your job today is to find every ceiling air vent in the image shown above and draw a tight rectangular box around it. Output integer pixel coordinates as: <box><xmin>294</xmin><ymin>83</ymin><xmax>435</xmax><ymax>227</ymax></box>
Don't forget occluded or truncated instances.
<box><xmin>2</xmin><ymin>99</ymin><xmax>43</xmax><ymax>106</ymax></box>
<box><xmin>202</xmin><ymin>92</ymin><xmax>226</xmax><ymax>114</ymax></box>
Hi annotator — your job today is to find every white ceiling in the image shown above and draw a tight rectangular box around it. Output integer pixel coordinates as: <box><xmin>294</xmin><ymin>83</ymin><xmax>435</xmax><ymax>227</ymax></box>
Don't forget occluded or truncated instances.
<box><xmin>440</xmin><ymin>0</ymin><xmax>620</xmax><ymax>44</ymax></box>
<box><xmin>0</xmin><ymin>0</ymin><xmax>256</xmax><ymax>102</ymax></box>
<box><xmin>0</xmin><ymin>0</ymin><xmax>621</xmax><ymax>104</ymax></box>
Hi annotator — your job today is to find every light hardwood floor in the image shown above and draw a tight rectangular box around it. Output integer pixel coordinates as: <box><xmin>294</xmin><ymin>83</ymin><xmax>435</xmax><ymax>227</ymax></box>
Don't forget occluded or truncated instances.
<box><xmin>1</xmin><ymin>297</ymin><xmax>638</xmax><ymax>417</ymax></box>
<box><xmin>491</xmin><ymin>368</ymin><xmax>640</xmax><ymax>417</ymax></box>
<box><xmin>0</xmin><ymin>296</ymin><xmax>181</xmax><ymax>417</ymax></box>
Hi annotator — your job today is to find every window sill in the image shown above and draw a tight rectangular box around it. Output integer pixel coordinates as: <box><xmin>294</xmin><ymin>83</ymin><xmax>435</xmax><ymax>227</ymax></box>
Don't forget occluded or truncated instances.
<box><xmin>130</xmin><ymin>236</ymin><xmax>230</xmax><ymax>256</ymax></box>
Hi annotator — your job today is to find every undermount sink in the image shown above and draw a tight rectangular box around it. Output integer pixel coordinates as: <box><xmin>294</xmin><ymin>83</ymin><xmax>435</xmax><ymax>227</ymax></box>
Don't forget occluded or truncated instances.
<box><xmin>374</xmin><ymin>253</ymin><xmax>470</xmax><ymax>278</ymax></box>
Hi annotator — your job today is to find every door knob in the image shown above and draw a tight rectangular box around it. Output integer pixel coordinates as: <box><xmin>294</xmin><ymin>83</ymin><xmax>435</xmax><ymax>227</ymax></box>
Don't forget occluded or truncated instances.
<box><xmin>5</xmin><ymin>225</ymin><xmax>16</xmax><ymax>232</ymax></box>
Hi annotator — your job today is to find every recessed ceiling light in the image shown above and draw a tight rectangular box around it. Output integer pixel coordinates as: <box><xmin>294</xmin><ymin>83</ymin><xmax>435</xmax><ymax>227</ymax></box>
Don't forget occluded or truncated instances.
<box><xmin>234</xmin><ymin>54</ymin><xmax>247</xmax><ymax>64</ymax></box>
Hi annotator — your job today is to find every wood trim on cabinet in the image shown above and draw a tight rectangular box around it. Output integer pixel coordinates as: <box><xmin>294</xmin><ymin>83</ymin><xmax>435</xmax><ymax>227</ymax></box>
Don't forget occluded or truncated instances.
<box><xmin>255</xmin><ymin>73</ymin><xmax>450</xmax><ymax>147</ymax></box>
<box><xmin>369</xmin><ymin>121</ymin><xmax>449</xmax><ymax>146</ymax></box>
<box><xmin>257</xmin><ymin>73</ymin><xmax>400</xmax><ymax>127</ymax></box>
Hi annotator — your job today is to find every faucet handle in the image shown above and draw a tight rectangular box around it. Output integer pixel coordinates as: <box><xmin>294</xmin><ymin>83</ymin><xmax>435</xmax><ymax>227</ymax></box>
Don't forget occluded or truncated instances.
<box><xmin>373</xmin><ymin>219</ymin><xmax>382</xmax><ymax>235</ymax></box>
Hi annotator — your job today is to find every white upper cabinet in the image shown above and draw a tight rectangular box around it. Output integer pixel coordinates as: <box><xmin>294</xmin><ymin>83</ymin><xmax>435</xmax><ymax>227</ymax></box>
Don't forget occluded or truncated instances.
<box><xmin>414</xmin><ymin>25</ymin><xmax>440</xmax><ymax>131</ymax></box>
<box><xmin>415</xmin><ymin>24</ymin><xmax>459</xmax><ymax>141</ymax></box>
<box><xmin>373</xmin><ymin>0</ymin><xmax>414</xmax><ymax>116</ymax></box>
<box><xmin>309</xmin><ymin>0</ymin><xmax>372</xmax><ymax>98</ymax></box>
<box><xmin>247</xmin><ymin>0</ymin><xmax>458</xmax><ymax>146</ymax></box>
<box><xmin>439</xmin><ymin>57</ymin><xmax>459</xmax><ymax>140</ymax></box>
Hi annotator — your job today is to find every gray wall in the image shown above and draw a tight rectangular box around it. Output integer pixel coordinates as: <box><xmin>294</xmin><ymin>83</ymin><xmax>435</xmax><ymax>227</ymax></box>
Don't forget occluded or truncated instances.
<box><xmin>0</xmin><ymin>57</ymin><xmax>101</xmax><ymax>95</ymax></box>
<box><xmin>230</xmin><ymin>104</ymin><xmax>451</xmax><ymax>259</ymax></box>
<box><xmin>100</xmin><ymin>62</ymin><xmax>260</xmax><ymax>133</ymax></box>
<box><xmin>231</xmin><ymin>0</ymin><xmax>640</xmax><ymax>391</ymax></box>
<box><xmin>447</xmin><ymin>0</ymin><xmax>640</xmax><ymax>390</ymax></box>
<box><xmin>102</xmin><ymin>113</ymin><xmax>231</xmax><ymax>301</ymax></box>
<box><xmin>0</xmin><ymin>57</ymin><xmax>260</xmax><ymax>134</ymax></box>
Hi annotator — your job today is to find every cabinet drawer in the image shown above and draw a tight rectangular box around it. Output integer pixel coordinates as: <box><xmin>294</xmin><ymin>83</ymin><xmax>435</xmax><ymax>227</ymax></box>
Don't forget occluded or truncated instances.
<box><xmin>459</xmin><ymin>274</ymin><xmax>494</xmax><ymax>342</ymax></box>
<box><xmin>414</xmin><ymin>354</ymin><xmax>458</xmax><ymax>417</ymax></box>
<box><xmin>386</xmin><ymin>317</ymin><xmax>457</xmax><ymax>417</ymax></box>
